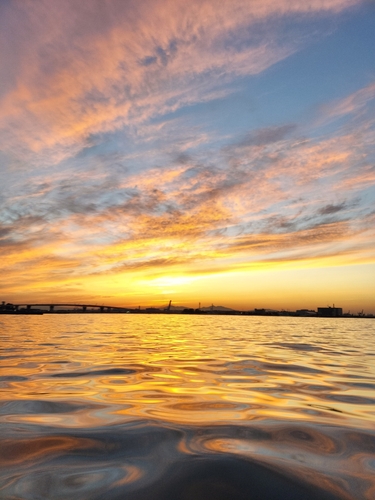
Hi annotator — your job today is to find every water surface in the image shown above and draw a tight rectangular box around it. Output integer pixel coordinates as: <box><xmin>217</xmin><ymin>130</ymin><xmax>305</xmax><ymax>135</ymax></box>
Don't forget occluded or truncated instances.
<box><xmin>1</xmin><ymin>315</ymin><xmax>375</xmax><ymax>499</ymax></box>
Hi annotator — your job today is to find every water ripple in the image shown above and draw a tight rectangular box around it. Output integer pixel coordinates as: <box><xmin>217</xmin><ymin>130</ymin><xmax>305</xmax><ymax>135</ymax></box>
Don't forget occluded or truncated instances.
<box><xmin>1</xmin><ymin>315</ymin><xmax>375</xmax><ymax>499</ymax></box>
<box><xmin>50</xmin><ymin>368</ymin><xmax>137</xmax><ymax>378</ymax></box>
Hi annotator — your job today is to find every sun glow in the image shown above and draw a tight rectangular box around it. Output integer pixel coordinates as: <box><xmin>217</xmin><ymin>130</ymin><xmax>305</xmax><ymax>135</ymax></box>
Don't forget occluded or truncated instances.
<box><xmin>141</xmin><ymin>275</ymin><xmax>201</xmax><ymax>296</ymax></box>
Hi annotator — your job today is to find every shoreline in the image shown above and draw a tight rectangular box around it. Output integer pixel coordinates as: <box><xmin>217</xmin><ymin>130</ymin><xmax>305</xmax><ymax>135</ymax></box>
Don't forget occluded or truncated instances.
<box><xmin>0</xmin><ymin>309</ymin><xmax>373</xmax><ymax>318</ymax></box>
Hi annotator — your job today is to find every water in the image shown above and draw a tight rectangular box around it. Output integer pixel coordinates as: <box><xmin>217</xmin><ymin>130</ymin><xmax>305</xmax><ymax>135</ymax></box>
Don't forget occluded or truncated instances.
<box><xmin>1</xmin><ymin>315</ymin><xmax>375</xmax><ymax>499</ymax></box>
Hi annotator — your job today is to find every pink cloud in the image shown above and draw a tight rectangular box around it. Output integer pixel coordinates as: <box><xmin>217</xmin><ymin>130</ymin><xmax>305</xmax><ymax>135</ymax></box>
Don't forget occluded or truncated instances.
<box><xmin>0</xmin><ymin>0</ymin><xmax>361</xmax><ymax>163</ymax></box>
<box><xmin>319</xmin><ymin>81</ymin><xmax>375</xmax><ymax>122</ymax></box>
<box><xmin>1</xmin><ymin>0</ymin><xmax>373</xmax><ymax>300</ymax></box>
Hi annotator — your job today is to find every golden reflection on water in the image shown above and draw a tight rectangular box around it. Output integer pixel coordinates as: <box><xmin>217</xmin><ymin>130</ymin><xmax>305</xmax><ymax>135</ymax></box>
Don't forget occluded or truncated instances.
<box><xmin>1</xmin><ymin>315</ymin><xmax>375</xmax><ymax>500</ymax></box>
<box><xmin>1</xmin><ymin>314</ymin><xmax>375</xmax><ymax>428</ymax></box>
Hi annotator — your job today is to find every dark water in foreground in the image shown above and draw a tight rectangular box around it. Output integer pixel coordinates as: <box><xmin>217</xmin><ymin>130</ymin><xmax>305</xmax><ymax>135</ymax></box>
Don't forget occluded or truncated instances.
<box><xmin>1</xmin><ymin>315</ymin><xmax>375</xmax><ymax>499</ymax></box>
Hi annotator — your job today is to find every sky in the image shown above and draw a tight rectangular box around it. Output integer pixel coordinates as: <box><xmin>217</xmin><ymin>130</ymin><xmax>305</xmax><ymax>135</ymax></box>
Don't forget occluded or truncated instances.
<box><xmin>1</xmin><ymin>0</ymin><xmax>375</xmax><ymax>313</ymax></box>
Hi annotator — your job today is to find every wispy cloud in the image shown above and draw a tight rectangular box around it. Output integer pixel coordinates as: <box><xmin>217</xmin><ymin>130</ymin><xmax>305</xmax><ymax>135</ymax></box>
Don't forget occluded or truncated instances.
<box><xmin>0</xmin><ymin>0</ymin><xmax>361</xmax><ymax>164</ymax></box>
<box><xmin>1</xmin><ymin>0</ymin><xmax>374</xmax><ymax>306</ymax></box>
<box><xmin>319</xmin><ymin>81</ymin><xmax>375</xmax><ymax>122</ymax></box>
<box><xmin>2</xmin><ymin>92</ymin><xmax>374</xmax><ymax>283</ymax></box>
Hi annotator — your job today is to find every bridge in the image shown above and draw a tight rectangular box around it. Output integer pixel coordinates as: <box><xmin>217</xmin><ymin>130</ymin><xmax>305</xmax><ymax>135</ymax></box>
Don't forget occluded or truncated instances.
<box><xmin>11</xmin><ymin>303</ymin><xmax>130</xmax><ymax>313</ymax></box>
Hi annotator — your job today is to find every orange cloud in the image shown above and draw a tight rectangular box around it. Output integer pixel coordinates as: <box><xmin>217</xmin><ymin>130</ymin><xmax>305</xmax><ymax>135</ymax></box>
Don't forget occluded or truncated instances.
<box><xmin>0</xmin><ymin>0</ymin><xmax>361</xmax><ymax>163</ymax></box>
<box><xmin>1</xmin><ymin>0</ymin><xmax>373</xmax><ymax>307</ymax></box>
<box><xmin>2</xmin><ymin>108</ymin><xmax>373</xmax><ymax>286</ymax></box>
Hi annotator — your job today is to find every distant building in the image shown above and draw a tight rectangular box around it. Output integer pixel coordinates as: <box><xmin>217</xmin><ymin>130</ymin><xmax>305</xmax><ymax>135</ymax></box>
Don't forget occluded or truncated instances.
<box><xmin>296</xmin><ymin>309</ymin><xmax>316</xmax><ymax>317</ymax></box>
<box><xmin>0</xmin><ymin>301</ymin><xmax>15</xmax><ymax>312</ymax></box>
<box><xmin>317</xmin><ymin>307</ymin><xmax>342</xmax><ymax>317</ymax></box>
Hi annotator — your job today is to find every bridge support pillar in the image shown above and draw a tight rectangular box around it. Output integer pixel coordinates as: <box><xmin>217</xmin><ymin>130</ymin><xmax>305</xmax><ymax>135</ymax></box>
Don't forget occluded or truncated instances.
<box><xmin>82</xmin><ymin>306</ymin><xmax>87</xmax><ymax>312</ymax></box>
<box><xmin>49</xmin><ymin>305</ymin><xmax>54</xmax><ymax>312</ymax></box>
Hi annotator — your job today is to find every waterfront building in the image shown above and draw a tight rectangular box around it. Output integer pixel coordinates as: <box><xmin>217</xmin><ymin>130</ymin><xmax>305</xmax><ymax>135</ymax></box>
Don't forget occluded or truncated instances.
<box><xmin>317</xmin><ymin>306</ymin><xmax>343</xmax><ymax>317</ymax></box>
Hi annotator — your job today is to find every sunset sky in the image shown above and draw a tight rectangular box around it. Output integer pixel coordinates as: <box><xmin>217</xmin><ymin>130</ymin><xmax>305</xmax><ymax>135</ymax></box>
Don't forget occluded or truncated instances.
<box><xmin>1</xmin><ymin>0</ymin><xmax>374</xmax><ymax>313</ymax></box>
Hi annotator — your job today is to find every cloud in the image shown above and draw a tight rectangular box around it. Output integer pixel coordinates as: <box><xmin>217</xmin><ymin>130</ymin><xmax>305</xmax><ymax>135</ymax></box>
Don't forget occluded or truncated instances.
<box><xmin>234</xmin><ymin>124</ymin><xmax>298</xmax><ymax>148</ymax></box>
<box><xmin>0</xmin><ymin>0</ymin><xmax>361</xmax><ymax>165</ymax></box>
<box><xmin>1</xmin><ymin>0</ymin><xmax>374</xmax><ymax>303</ymax></box>
<box><xmin>319</xmin><ymin>81</ymin><xmax>375</xmax><ymax>122</ymax></box>
<box><xmin>1</xmin><ymin>104</ymin><xmax>373</xmax><ymax>274</ymax></box>
<box><xmin>318</xmin><ymin>202</ymin><xmax>348</xmax><ymax>216</ymax></box>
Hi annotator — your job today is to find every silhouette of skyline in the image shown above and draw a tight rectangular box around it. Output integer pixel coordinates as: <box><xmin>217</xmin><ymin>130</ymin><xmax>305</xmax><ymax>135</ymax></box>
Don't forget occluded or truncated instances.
<box><xmin>1</xmin><ymin>300</ymin><xmax>373</xmax><ymax>318</ymax></box>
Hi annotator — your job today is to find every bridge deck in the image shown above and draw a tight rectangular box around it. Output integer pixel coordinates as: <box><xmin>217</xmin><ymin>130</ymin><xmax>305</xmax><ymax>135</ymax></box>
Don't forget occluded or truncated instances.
<box><xmin>14</xmin><ymin>303</ymin><xmax>128</xmax><ymax>310</ymax></box>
